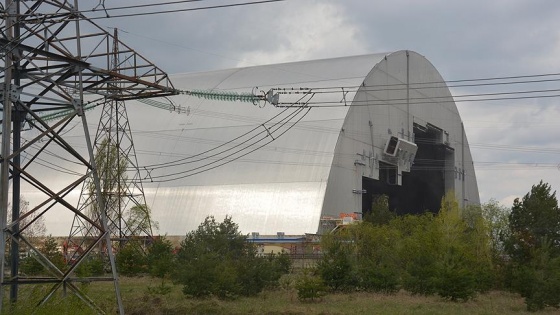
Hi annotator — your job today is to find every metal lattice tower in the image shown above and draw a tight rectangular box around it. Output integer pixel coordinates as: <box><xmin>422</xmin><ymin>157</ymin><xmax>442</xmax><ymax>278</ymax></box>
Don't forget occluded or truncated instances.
<box><xmin>68</xmin><ymin>28</ymin><xmax>154</xmax><ymax>263</ymax></box>
<box><xmin>0</xmin><ymin>1</ymin><xmax>175</xmax><ymax>313</ymax></box>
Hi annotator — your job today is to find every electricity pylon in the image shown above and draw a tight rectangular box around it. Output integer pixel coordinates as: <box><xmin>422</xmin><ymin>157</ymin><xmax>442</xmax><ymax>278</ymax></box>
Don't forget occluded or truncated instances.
<box><xmin>0</xmin><ymin>1</ymin><xmax>175</xmax><ymax>313</ymax></box>
<box><xmin>67</xmin><ymin>28</ymin><xmax>154</xmax><ymax>268</ymax></box>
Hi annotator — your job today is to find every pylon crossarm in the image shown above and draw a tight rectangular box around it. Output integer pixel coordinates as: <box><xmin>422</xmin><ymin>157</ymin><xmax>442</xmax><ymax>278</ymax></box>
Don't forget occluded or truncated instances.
<box><xmin>0</xmin><ymin>9</ymin><xmax>176</xmax><ymax>99</ymax></box>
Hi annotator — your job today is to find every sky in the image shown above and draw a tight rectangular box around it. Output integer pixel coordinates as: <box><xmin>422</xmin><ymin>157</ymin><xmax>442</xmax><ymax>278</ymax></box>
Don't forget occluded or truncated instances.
<box><xmin>80</xmin><ymin>0</ymin><xmax>560</xmax><ymax>207</ymax></box>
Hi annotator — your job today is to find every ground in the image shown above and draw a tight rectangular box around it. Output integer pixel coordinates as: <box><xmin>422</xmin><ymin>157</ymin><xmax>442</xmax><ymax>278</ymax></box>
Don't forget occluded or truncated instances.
<box><xmin>4</xmin><ymin>276</ymin><xmax>558</xmax><ymax>314</ymax></box>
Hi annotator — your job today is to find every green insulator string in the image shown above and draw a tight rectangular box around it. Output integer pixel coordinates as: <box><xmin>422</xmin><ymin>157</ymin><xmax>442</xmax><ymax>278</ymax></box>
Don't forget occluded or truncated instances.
<box><xmin>180</xmin><ymin>89</ymin><xmax>263</xmax><ymax>103</ymax></box>
<box><xmin>33</xmin><ymin>88</ymin><xmax>267</xmax><ymax>124</ymax></box>
<box><xmin>38</xmin><ymin>102</ymin><xmax>99</xmax><ymax>122</ymax></box>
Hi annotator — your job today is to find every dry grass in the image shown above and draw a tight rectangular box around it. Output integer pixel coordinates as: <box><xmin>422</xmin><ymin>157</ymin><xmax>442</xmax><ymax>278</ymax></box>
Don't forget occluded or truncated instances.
<box><xmin>3</xmin><ymin>276</ymin><xmax>559</xmax><ymax>314</ymax></box>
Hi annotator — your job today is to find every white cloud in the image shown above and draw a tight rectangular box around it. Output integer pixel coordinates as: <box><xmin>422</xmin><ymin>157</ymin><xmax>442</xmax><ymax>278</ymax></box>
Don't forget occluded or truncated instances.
<box><xmin>499</xmin><ymin>195</ymin><xmax>519</xmax><ymax>208</ymax></box>
<box><xmin>236</xmin><ymin>2</ymin><xmax>367</xmax><ymax>67</ymax></box>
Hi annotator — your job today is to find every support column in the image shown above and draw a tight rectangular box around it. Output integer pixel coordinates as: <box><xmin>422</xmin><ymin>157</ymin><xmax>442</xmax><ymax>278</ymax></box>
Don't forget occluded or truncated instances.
<box><xmin>1</xmin><ymin>0</ymin><xmax>16</xmax><ymax>311</ymax></box>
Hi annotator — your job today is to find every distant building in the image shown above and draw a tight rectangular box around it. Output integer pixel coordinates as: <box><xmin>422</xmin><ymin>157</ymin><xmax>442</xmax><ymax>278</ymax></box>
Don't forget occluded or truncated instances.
<box><xmin>124</xmin><ymin>51</ymin><xmax>479</xmax><ymax>235</ymax></box>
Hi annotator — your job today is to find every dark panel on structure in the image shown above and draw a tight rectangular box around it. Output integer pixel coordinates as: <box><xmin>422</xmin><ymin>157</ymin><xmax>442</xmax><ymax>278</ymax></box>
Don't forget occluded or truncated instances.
<box><xmin>362</xmin><ymin>124</ymin><xmax>454</xmax><ymax>216</ymax></box>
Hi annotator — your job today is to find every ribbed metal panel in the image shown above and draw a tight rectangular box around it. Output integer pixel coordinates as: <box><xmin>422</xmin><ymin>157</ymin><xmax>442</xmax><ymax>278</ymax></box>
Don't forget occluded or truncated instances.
<box><xmin>21</xmin><ymin>52</ymin><xmax>479</xmax><ymax>236</ymax></box>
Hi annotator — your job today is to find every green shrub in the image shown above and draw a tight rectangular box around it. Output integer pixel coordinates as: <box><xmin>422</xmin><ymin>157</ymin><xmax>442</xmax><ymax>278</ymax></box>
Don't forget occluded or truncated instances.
<box><xmin>116</xmin><ymin>241</ymin><xmax>147</xmax><ymax>276</ymax></box>
<box><xmin>174</xmin><ymin>216</ymin><xmax>290</xmax><ymax>299</ymax></box>
<box><xmin>43</xmin><ymin>235</ymin><xmax>66</xmax><ymax>271</ymax></box>
<box><xmin>75</xmin><ymin>255</ymin><xmax>105</xmax><ymax>277</ymax></box>
<box><xmin>398</xmin><ymin>215</ymin><xmax>440</xmax><ymax>296</ymax></box>
<box><xmin>146</xmin><ymin>236</ymin><xmax>174</xmax><ymax>286</ymax></box>
<box><xmin>401</xmin><ymin>252</ymin><xmax>439</xmax><ymax>296</ymax></box>
<box><xmin>20</xmin><ymin>254</ymin><xmax>44</xmax><ymax>275</ymax></box>
<box><xmin>296</xmin><ymin>271</ymin><xmax>327</xmax><ymax>302</ymax></box>
<box><xmin>436</xmin><ymin>266</ymin><xmax>476</xmax><ymax>301</ymax></box>
<box><xmin>358</xmin><ymin>262</ymin><xmax>399</xmax><ymax>294</ymax></box>
<box><xmin>511</xmin><ymin>251</ymin><xmax>560</xmax><ymax>311</ymax></box>
<box><xmin>316</xmin><ymin>244</ymin><xmax>356</xmax><ymax>292</ymax></box>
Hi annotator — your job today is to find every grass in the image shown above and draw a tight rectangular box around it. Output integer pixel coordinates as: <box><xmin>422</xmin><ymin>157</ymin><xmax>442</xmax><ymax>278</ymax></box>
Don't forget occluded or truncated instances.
<box><xmin>2</xmin><ymin>276</ymin><xmax>559</xmax><ymax>314</ymax></box>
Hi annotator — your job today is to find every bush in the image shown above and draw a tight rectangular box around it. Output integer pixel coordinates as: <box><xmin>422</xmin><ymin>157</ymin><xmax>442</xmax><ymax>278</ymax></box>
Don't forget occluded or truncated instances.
<box><xmin>75</xmin><ymin>255</ymin><xmax>105</xmax><ymax>277</ymax></box>
<box><xmin>146</xmin><ymin>236</ymin><xmax>174</xmax><ymax>281</ymax></box>
<box><xmin>43</xmin><ymin>235</ymin><xmax>66</xmax><ymax>271</ymax></box>
<box><xmin>20</xmin><ymin>254</ymin><xmax>44</xmax><ymax>275</ymax></box>
<box><xmin>358</xmin><ymin>262</ymin><xmax>399</xmax><ymax>294</ymax></box>
<box><xmin>296</xmin><ymin>271</ymin><xmax>327</xmax><ymax>302</ymax></box>
<box><xmin>20</xmin><ymin>236</ymin><xmax>67</xmax><ymax>276</ymax></box>
<box><xmin>116</xmin><ymin>241</ymin><xmax>147</xmax><ymax>276</ymax></box>
<box><xmin>511</xmin><ymin>248</ymin><xmax>560</xmax><ymax>311</ymax></box>
<box><xmin>237</xmin><ymin>254</ymin><xmax>289</xmax><ymax>296</ymax></box>
<box><xmin>436</xmin><ymin>266</ymin><xmax>476</xmax><ymax>301</ymax></box>
<box><xmin>316</xmin><ymin>237</ymin><xmax>356</xmax><ymax>292</ymax></box>
<box><xmin>401</xmin><ymin>251</ymin><xmax>439</xmax><ymax>296</ymax></box>
<box><xmin>397</xmin><ymin>215</ymin><xmax>440</xmax><ymax>295</ymax></box>
<box><xmin>318</xmin><ymin>194</ymin><xmax>495</xmax><ymax>301</ymax></box>
<box><xmin>174</xmin><ymin>216</ymin><xmax>290</xmax><ymax>299</ymax></box>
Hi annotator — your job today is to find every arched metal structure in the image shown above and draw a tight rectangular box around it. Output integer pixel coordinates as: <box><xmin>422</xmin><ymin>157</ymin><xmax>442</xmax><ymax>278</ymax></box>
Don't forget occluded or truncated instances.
<box><xmin>123</xmin><ymin>51</ymin><xmax>480</xmax><ymax>236</ymax></box>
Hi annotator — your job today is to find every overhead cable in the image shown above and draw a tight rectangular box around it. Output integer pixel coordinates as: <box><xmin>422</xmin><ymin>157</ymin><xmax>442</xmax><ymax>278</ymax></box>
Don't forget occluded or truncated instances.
<box><xmin>85</xmin><ymin>0</ymin><xmax>287</xmax><ymax>20</ymax></box>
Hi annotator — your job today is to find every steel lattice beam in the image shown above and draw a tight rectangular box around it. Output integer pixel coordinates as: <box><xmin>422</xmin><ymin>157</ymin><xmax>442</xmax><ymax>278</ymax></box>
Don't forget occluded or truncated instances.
<box><xmin>1</xmin><ymin>1</ymin><xmax>176</xmax><ymax>313</ymax></box>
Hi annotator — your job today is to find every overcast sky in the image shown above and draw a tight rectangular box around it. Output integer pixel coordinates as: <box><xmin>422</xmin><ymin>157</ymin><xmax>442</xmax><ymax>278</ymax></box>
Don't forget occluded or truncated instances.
<box><xmin>88</xmin><ymin>0</ymin><xmax>560</xmax><ymax>207</ymax></box>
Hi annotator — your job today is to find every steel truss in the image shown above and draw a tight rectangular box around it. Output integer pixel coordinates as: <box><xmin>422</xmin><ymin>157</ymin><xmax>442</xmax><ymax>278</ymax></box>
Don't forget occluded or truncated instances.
<box><xmin>1</xmin><ymin>0</ymin><xmax>175</xmax><ymax>313</ymax></box>
<box><xmin>68</xmin><ymin>28</ymin><xmax>155</xmax><ymax>272</ymax></box>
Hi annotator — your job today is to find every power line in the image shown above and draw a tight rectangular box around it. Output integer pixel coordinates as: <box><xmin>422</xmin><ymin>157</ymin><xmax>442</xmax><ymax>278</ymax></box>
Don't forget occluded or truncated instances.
<box><xmin>86</xmin><ymin>0</ymin><xmax>287</xmax><ymax>20</ymax></box>
<box><xmin>277</xmin><ymin>92</ymin><xmax>560</xmax><ymax>108</ymax></box>
<box><xmin>282</xmin><ymin>75</ymin><xmax>560</xmax><ymax>92</ymax></box>
<box><xmin>147</xmin><ymin>108</ymin><xmax>312</xmax><ymax>183</ymax></box>
<box><xmin>142</xmin><ymin>94</ymin><xmax>314</xmax><ymax>181</ymax></box>
<box><xmin>94</xmin><ymin>0</ymin><xmax>208</xmax><ymax>12</ymax></box>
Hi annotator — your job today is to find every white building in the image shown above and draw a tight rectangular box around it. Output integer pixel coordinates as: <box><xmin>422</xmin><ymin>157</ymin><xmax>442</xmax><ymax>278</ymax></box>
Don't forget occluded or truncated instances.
<box><xmin>126</xmin><ymin>50</ymin><xmax>479</xmax><ymax>235</ymax></box>
<box><xmin>24</xmin><ymin>51</ymin><xmax>479</xmax><ymax>236</ymax></box>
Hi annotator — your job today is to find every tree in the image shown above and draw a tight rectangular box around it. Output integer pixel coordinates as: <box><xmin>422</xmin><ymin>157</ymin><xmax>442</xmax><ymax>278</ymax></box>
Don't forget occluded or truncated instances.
<box><xmin>7</xmin><ymin>196</ymin><xmax>47</xmax><ymax>272</ymax></box>
<box><xmin>479</xmin><ymin>200</ymin><xmax>510</xmax><ymax>261</ymax></box>
<box><xmin>116</xmin><ymin>240</ymin><xmax>147</xmax><ymax>276</ymax></box>
<box><xmin>510</xmin><ymin>242</ymin><xmax>560</xmax><ymax>311</ymax></box>
<box><xmin>87</xmin><ymin>138</ymin><xmax>128</xmax><ymax>219</ymax></box>
<box><xmin>296</xmin><ymin>269</ymin><xmax>327</xmax><ymax>302</ymax></box>
<box><xmin>20</xmin><ymin>235</ymin><xmax>66</xmax><ymax>275</ymax></box>
<box><xmin>363</xmin><ymin>194</ymin><xmax>395</xmax><ymax>225</ymax></box>
<box><xmin>173</xmin><ymin>216</ymin><xmax>289</xmax><ymax>299</ymax></box>
<box><xmin>396</xmin><ymin>213</ymin><xmax>440</xmax><ymax>296</ymax></box>
<box><xmin>506</xmin><ymin>181</ymin><xmax>560</xmax><ymax>263</ymax></box>
<box><xmin>127</xmin><ymin>204</ymin><xmax>159</xmax><ymax>235</ymax></box>
<box><xmin>8</xmin><ymin>196</ymin><xmax>47</xmax><ymax>242</ymax></box>
<box><xmin>146</xmin><ymin>236</ymin><xmax>174</xmax><ymax>294</ymax></box>
<box><xmin>75</xmin><ymin>253</ymin><xmax>105</xmax><ymax>277</ymax></box>
<box><xmin>316</xmin><ymin>232</ymin><xmax>356</xmax><ymax>292</ymax></box>
<box><xmin>464</xmin><ymin>200</ymin><xmax>510</xmax><ymax>289</ymax></box>
<box><xmin>505</xmin><ymin>181</ymin><xmax>560</xmax><ymax>311</ymax></box>
<box><xmin>43</xmin><ymin>235</ymin><xmax>66</xmax><ymax>271</ymax></box>
<box><xmin>397</xmin><ymin>193</ymin><xmax>492</xmax><ymax>300</ymax></box>
<box><xmin>435</xmin><ymin>194</ymin><xmax>488</xmax><ymax>301</ymax></box>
